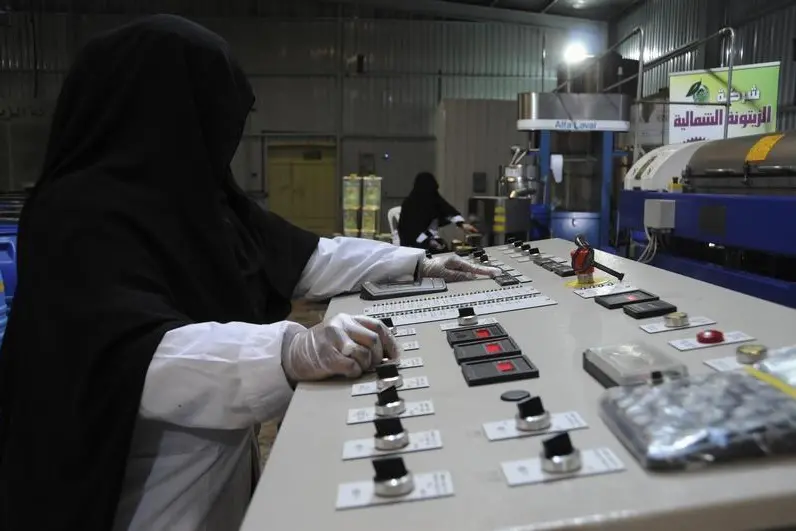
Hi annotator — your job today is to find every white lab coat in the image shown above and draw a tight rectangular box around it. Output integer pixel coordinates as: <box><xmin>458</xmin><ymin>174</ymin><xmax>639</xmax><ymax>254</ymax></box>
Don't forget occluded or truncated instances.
<box><xmin>112</xmin><ymin>237</ymin><xmax>424</xmax><ymax>531</ymax></box>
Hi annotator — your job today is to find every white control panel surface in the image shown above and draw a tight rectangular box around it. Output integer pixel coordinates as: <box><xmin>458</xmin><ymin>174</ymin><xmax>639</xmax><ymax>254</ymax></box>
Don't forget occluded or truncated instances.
<box><xmin>242</xmin><ymin>239</ymin><xmax>796</xmax><ymax>531</ymax></box>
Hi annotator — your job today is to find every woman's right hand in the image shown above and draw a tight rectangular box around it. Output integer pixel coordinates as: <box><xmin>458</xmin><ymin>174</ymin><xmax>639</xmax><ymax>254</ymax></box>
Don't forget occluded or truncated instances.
<box><xmin>281</xmin><ymin>314</ymin><xmax>400</xmax><ymax>382</ymax></box>
<box><xmin>461</xmin><ymin>223</ymin><xmax>478</xmax><ymax>234</ymax></box>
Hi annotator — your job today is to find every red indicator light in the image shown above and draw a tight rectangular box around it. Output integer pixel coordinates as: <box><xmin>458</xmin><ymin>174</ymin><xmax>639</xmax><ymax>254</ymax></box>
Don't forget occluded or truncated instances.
<box><xmin>496</xmin><ymin>361</ymin><xmax>515</xmax><ymax>372</ymax></box>
<box><xmin>697</xmin><ymin>329</ymin><xmax>724</xmax><ymax>344</ymax></box>
<box><xmin>476</xmin><ymin>329</ymin><xmax>490</xmax><ymax>338</ymax></box>
<box><xmin>485</xmin><ymin>343</ymin><xmax>503</xmax><ymax>354</ymax></box>
<box><xmin>626</xmin><ymin>295</ymin><xmax>637</xmax><ymax>301</ymax></box>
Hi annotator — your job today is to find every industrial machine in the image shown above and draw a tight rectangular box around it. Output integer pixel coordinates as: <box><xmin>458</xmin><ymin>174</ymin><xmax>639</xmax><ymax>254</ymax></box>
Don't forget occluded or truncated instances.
<box><xmin>618</xmin><ymin>132</ymin><xmax>796</xmax><ymax>308</ymax></box>
<box><xmin>516</xmin><ymin>91</ymin><xmax>633</xmax><ymax>249</ymax></box>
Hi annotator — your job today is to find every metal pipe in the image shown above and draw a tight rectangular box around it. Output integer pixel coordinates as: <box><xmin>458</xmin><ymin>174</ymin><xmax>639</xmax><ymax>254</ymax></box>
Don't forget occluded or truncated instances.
<box><xmin>640</xmin><ymin>27</ymin><xmax>735</xmax><ymax>72</ymax></box>
<box><xmin>723</xmin><ymin>28</ymin><xmax>736</xmax><ymax>140</ymax></box>
<box><xmin>540</xmin><ymin>0</ymin><xmax>563</xmax><ymax>13</ymax></box>
<box><xmin>632</xmin><ymin>27</ymin><xmax>644</xmax><ymax>163</ymax></box>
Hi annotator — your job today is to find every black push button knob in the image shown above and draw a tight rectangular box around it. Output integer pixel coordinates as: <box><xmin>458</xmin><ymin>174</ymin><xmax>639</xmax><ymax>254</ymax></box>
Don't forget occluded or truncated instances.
<box><xmin>521</xmin><ymin>243</ymin><xmax>531</xmax><ymax>251</ymax></box>
<box><xmin>374</xmin><ymin>386</ymin><xmax>405</xmax><ymax>417</ymax></box>
<box><xmin>514</xmin><ymin>240</ymin><xmax>524</xmax><ymax>247</ymax></box>
<box><xmin>372</xmin><ymin>456</ymin><xmax>414</xmax><ymax>497</ymax></box>
<box><xmin>650</xmin><ymin>370</ymin><xmax>664</xmax><ymax>385</ymax></box>
<box><xmin>540</xmin><ymin>432</ymin><xmax>582</xmax><ymax>474</ymax></box>
<box><xmin>473</xmin><ymin>249</ymin><xmax>485</xmax><ymax>257</ymax></box>
<box><xmin>373</xmin><ymin>417</ymin><xmax>409</xmax><ymax>451</ymax></box>
<box><xmin>479</xmin><ymin>255</ymin><xmax>489</xmax><ymax>263</ymax></box>
<box><xmin>515</xmin><ymin>396</ymin><xmax>551</xmax><ymax>432</ymax></box>
<box><xmin>507</xmin><ymin>237</ymin><xmax>516</xmax><ymax>244</ymax></box>
<box><xmin>380</xmin><ymin>317</ymin><xmax>395</xmax><ymax>330</ymax></box>
<box><xmin>376</xmin><ymin>362</ymin><xmax>403</xmax><ymax>390</ymax></box>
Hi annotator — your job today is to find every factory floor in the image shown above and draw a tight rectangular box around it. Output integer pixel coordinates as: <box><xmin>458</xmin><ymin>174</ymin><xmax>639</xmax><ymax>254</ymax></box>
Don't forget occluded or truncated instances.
<box><xmin>257</xmin><ymin>299</ymin><xmax>328</xmax><ymax>466</ymax></box>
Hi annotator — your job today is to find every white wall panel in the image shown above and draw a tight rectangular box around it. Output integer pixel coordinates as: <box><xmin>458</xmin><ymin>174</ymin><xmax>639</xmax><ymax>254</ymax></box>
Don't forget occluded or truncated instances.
<box><xmin>343</xmin><ymin>77</ymin><xmax>437</xmax><ymax>136</ymax></box>
<box><xmin>203</xmin><ymin>18</ymin><xmax>339</xmax><ymax>75</ymax></box>
<box><xmin>435</xmin><ymin>99</ymin><xmax>527</xmax><ymax>214</ymax></box>
<box><xmin>248</xmin><ymin>76</ymin><xmax>337</xmax><ymax>134</ymax></box>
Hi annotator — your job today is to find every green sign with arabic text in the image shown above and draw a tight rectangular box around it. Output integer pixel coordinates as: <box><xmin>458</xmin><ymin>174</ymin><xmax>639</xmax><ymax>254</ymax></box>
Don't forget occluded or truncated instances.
<box><xmin>669</xmin><ymin>61</ymin><xmax>780</xmax><ymax>143</ymax></box>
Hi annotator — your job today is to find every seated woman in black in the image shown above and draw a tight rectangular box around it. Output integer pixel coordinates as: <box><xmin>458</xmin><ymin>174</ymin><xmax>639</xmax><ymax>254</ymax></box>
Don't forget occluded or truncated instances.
<box><xmin>398</xmin><ymin>172</ymin><xmax>477</xmax><ymax>252</ymax></box>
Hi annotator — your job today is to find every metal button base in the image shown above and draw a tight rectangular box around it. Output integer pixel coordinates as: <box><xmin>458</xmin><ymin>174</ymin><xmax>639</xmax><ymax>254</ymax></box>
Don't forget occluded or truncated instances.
<box><xmin>736</xmin><ymin>344</ymin><xmax>768</xmax><ymax>365</ymax></box>
<box><xmin>541</xmin><ymin>449</ymin><xmax>582</xmax><ymax>474</ymax></box>
<box><xmin>458</xmin><ymin>315</ymin><xmax>478</xmax><ymax>326</ymax></box>
<box><xmin>374</xmin><ymin>431</ymin><xmax>410</xmax><ymax>451</ymax></box>
<box><xmin>664</xmin><ymin>312</ymin><xmax>689</xmax><ymax>328</ymax></box>
<box><xmin>374</xmin><ymin>399</ymin><xmax>406</xmax><ymax>417</ymax></box>
<box><xmin>577</xmin><ymin>273</ymin><xmax>594</xmax><ymax>285</ymax></box>
<box><xmin>374</xmin><ymin>473</ymin><xmax>415</xmax><ymax>498</ymax></box>
<box><xmin>377</xmin><ymin>375</ymin><xmax>404</xmax><ymax>391</ymax></box>
<box><xmin>515</xmin><ymin>411</ymin><xmax>552</xmax><ymax>432</ymax></box>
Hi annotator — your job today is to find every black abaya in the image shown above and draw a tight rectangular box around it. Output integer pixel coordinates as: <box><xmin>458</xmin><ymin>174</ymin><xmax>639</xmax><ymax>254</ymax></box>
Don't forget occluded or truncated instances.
<box><xmin>0</xmin><ymin>15</ymin><xmax>318</xmax><ymax>531</ymax></box>
<box><xmin>398</xmin><ymin>172</ymin><xmax>463</xmax><ymax>248</ymax></box>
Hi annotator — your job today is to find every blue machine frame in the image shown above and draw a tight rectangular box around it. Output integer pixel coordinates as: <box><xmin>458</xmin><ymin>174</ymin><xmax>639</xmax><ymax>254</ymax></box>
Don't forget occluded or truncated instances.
<box><xmin>533</xmin><ymin>130</ymin><xmax>627</xmax><ymax>249</ymax></box>
<box><xmin>618</xmin><ymin>190</ymin><xmax>796</xmax><ymax>308</ymax></box>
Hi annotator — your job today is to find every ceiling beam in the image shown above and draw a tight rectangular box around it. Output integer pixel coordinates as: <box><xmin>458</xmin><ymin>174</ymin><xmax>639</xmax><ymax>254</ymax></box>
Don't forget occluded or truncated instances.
<box><xmin>321</xmin><ymin>0</ymin><xmax>605</xmax><ymax>32</ymax></box>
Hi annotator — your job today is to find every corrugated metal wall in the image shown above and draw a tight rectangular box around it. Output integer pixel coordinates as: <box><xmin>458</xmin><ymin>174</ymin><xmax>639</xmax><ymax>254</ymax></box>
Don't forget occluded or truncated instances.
<box><xmin>611</xmin><ymin>0</ymin><xmax>710</xmax><ymax>95</ymax></box>
<box><xmin>612</xmin><ymin>0</ymin><xmax>796</xmax><ymax>127</ymax></box>
<box><xmin>0</xmin><ymin>10</ymin><xmax>604</xmax><ymax>203</ymax></box>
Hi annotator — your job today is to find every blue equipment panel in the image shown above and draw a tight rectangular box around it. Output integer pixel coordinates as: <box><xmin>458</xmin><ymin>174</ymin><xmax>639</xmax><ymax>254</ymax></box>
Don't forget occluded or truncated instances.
<box><xmin>618</xmin><ymin>190</ymin><xmax>796</xmax><ymax>308</ymax></box>
<box><xmin>550</xmin><ymin>212</ymin><xmax>599</xmax><ymax>245</ymax></box>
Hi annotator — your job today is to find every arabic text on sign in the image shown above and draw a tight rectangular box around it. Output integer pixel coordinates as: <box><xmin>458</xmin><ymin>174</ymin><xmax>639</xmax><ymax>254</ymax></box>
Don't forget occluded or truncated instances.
<box><xmin>672</xmin><ymin>105</ymin><xmax>773</xmax><ymax>129</ymax></box>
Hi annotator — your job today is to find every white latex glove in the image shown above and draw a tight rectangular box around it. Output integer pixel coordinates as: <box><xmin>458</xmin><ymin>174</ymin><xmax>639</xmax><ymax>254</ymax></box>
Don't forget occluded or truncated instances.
<box><xmin>282</xmin><ymin>314</ymin><xmax>400</xmax><ymax>381</ymax></box>
<box><xmin>419</xmin><ymin>255</ymin><xmax>501</xmax><ymax>282</ymax></box>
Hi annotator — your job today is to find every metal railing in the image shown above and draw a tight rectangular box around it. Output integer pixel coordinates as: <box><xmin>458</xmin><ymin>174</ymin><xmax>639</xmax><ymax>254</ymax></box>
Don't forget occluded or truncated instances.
<box><xmin>553</xmin><ymin>26</ymin><xmax>737</xmax><ymax>163</ymax></box>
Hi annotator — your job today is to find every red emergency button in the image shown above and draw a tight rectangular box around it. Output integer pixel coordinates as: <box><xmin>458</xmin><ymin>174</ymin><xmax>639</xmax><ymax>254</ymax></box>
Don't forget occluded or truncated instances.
<box><xmin>485</xmin><ymin>343</ymin><xmax>503</xmax><ymax>354</ymax></box>
<box><xmin>495</xmin><ymin>361</ymin><xmax>515</xmax><ymax>372</ymax></box>
<box><xmin>476</xmin><ymin>329</ymin><xmax>490</xmax><ymax>338</ymax></box>
<box><xmin>697</xmin><ymin>329</ymin><xmax>725</xmax><ymax>344</ymax></box>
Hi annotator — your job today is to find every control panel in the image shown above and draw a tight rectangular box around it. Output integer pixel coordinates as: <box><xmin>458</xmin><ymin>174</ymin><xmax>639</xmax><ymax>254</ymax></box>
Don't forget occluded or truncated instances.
<box><xmin>243</xmin><ymin>238</ymin><xmax>796</xmax><ymax>531</ymax></box>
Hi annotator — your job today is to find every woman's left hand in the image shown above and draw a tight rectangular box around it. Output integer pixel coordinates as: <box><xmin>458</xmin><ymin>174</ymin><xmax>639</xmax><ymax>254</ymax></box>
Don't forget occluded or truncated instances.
<box><xmin>419</xmin><ymin>255</ymin><xmax>501</xmax><ymax>282</ymax></box>
<box><xmin>461</xmin><ymin>223</ymin><xmax>479</xmax><ymax>234</ymax></box>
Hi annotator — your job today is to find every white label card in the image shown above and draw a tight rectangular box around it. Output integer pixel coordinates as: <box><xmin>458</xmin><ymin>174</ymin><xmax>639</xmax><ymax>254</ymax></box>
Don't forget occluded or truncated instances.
<box><xmin>341</xmin><ymin>429</ymin><xmax>443</xmax><ymax>460</ymax></box>
<box><xmin>398</xmin><ymin>357</ymin><xmax>423</xmax><ymax>370</ymax></box>
<box><xmin>516</xmin><ymin>257</ymin><xmax>532</xmax><ymax>263</ymax></box>
<box><xmin>668</xmin><ymin>331</ymin><xmax>754</xmax><ymax>352</ymax></box>
<box><xmin>516</xmin><ymin>276</ymin><xmax>532</xmax><ymax>283</ymax></box>
<box><xmin>351</xmin><ymin>376</ymin><xmax>430</xmax><ymax>397</ymax></box>
<box><xmin>394</xmin><ymin>327</ymin><xmax>416</xmax><ymax>338</ymax></box>
<box><xmin>552</xmin><ymin>257</ymin><xmax>569</xmax><ymax>264</ymax></box>
<box><xmin>640</xmin><ymin>316</ymin><xmax>716</xmax><ymax>334</ymax></box>
<box><xmin>440</xmin><ymin>317</ymin><xmax>498</xmax><ymax>331</ymax></box>
<box><xmin>509</xmin><ymin>253</ymin><xmax>524</xmax><ymax>259</ymax></box>
<box><xmin>509</xmin><ymin>271</ymin><xmax>523</xmax><ymax>277</ymax></box>
<box><xmin>574</xmin><ymin>283</ymin><xmax>637</xmax><ymax>299</ymax></box>
<box><xmin>346</xmin><ymin>400</ymin><xmax>435</xmax><ymax>425</ymax></box>
<box><xmin>335</xmin><ymin>471</ymin><xmax>454</xmax><ymax>510</ymax></box>
<box><xmin>482</xmin><ymin>411</ymin><xmax>588</xmax><ymax>442</ymax></box>
<box><xmin>401</xmin><ymin>341</ymin><xmax>420</xmax><ymax>352</ymax></box>
<box><xmin>502</xmin><ymin>267</ymin><xmax>516</xmax><ymax>272</ymax></box>
<box><xmin>490</xmin><ymin>261</ymin><xmax>506</xmax><ymax>267</ymax></box>
<box><xmin>704</xmin><ymin>356</ymin><xmax>744</xmax><ymax>372</ymax></box>
<box><xmin>501</xmin><ymin>448</ymin><xmax>625</xmax><ymax>487</ymax></box>
<box><xmin>502</xmin><ymin>249</ymin><xmax>516</xmax><ymax>255</ymax></box>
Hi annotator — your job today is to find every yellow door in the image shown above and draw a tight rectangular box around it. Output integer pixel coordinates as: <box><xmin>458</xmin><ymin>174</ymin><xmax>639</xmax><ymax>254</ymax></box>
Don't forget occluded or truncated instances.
<box><xmin>266</xmin><ymin>144</ymin><xmax>337</xmax><ymax>236</ymax></box>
